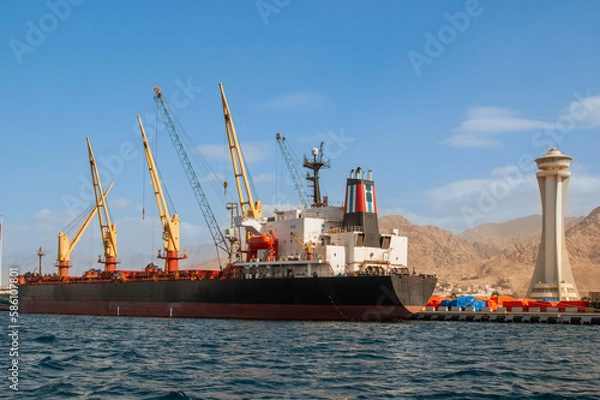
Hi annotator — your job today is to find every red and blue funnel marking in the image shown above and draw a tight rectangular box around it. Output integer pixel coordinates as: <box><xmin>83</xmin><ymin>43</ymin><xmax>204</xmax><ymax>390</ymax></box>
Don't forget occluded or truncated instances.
<box><xmin>344</xmin><ymin>182</ymin><xmax>377</xmax><ymax>214</ymax></box>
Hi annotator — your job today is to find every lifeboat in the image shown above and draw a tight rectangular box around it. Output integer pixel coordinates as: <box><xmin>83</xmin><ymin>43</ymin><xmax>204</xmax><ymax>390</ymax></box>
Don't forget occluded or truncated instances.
<box><xmin>247</xmin><ymin>233</ymin><xmax>274</xmax><ymax>250</ymax></box>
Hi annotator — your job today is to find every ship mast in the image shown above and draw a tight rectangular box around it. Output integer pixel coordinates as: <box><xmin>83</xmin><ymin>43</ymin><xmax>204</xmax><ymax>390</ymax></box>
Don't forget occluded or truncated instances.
<box><xmin>303</xmin><ymin>142</ymin><xmax>330</xmax><ymax>208</ymax></box>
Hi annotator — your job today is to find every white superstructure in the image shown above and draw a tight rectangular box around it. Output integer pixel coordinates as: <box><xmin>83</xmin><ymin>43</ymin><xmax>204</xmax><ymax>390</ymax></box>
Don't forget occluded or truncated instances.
<box><xmin>230</xmin><ymin>169</ymin><xmax>409</xmax><ymax>279</ymax></box>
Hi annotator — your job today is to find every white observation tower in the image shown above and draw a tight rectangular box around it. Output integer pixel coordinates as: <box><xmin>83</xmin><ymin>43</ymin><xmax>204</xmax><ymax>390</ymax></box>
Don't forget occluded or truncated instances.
<box><xmin>527</xmin><ymin>148</ymin><xmax>580</xmax><ymax>300</ymax></box>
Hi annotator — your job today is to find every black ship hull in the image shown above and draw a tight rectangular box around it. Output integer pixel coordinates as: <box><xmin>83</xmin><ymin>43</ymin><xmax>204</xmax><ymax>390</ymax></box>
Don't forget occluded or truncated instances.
<box><xmin>19</xmin><ymin>274</ymin><xmax>436</xmax><ymax>321</ymax></box>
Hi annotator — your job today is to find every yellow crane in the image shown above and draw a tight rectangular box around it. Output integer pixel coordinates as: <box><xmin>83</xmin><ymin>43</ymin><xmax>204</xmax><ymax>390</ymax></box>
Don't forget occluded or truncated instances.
<box><xmin>290</xmin><ymin>232</ymin><xmax>315</xmax><ymax>261</ymax></box>
<box><xmin>138</xmin><ymin>116</ymin><xmax>187</xmax><ymax>273</ymax></box>
<box><xmin>87</xmin><ymin>138</ymin><xmax>119</xmax><ymax>272</ymax></box>
<box><xmin>219</xmin><ymin>83</ymin><xmax>262</xmax><ymax>223</ymax></box>
<box><xmin>56</xmin><ymin>182</ymin><xmax>113</xmax><ymax>277</ymax></box>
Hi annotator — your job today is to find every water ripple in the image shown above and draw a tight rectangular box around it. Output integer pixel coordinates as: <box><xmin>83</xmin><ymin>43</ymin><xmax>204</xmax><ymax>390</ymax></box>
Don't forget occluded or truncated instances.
<box><xmin>1</xmin><ymin>315</ymin><xmax>598</xmax><ymax>399</ymax></box>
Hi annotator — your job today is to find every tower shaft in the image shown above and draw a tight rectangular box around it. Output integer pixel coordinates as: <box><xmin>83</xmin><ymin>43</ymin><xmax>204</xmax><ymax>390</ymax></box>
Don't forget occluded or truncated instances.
<box><xmin>527</xmin><ymin>148</ymin><xmax>579</xmax><ymax>300</ymax></box>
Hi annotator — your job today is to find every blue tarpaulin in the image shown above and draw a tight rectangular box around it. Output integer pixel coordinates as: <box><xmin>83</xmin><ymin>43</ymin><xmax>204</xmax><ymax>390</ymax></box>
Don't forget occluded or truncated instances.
<box><xmin>441</xmin><ymin>296</ymin><xmax>487</xmax><ymax>311</ymax></box>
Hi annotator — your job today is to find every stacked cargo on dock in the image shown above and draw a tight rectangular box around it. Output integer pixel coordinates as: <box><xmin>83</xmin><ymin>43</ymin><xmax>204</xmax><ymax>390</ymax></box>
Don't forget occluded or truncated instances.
<box><xmin>433</xmin><ymin>296</ymin><xmax>487</xmax><ymax>311</ymax></box>
<box><xmin>557</xmin><ymin>300</ymin><xmax>590</xmax><ymax>312</ymax></box>
<box><xmin>526</xmin><ymin>300</ymin><xmax>558</xmax><ymax>312</ymax></box>
<box><xmin>425</xmin><ymin>294</ymin><xmax>593</xmax><ymax>314</ymax></box>
<box><xmin>425</xmin><ymin>296</ymin><xmax>451</xmax><ymax>309</ymax></box>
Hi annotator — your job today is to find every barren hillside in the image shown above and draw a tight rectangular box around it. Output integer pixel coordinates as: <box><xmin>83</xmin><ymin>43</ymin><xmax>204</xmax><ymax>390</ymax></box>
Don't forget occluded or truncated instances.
<box><xmin>380</xmin><ymin>208</ymin><xmax>598</xmax><ymax>297</ymax></box>
<box><xmin>378</xmin><ymin>216</ymin><xmax>481</xmax><ymax>274</ymax></box>
<box><xmin>464</xmin><ymin>207</ymin><xmax>600</xmax><ymax>296</ymax></box>
<box><xmin>460</xmin><ymin>215</ymin><xmax>582</xmax><ymax>257</ymax></box>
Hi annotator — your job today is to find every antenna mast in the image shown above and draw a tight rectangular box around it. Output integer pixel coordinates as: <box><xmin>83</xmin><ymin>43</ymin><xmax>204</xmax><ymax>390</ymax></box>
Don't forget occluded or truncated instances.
<box><xmin>303</xmin><ymin>142</ymin><xmax>330</xmax><ymax>207</ymax></box>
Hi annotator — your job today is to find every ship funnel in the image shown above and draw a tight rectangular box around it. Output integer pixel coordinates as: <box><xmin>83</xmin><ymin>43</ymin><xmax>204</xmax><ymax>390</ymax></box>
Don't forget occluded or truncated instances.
<box><xmin>342</xmin><ymin>167</ymin><xmax>380</xmax><ymax>247</ymax></box>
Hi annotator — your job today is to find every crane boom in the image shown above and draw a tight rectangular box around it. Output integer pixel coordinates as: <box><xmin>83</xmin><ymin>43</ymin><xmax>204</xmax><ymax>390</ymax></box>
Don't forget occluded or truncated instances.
<box><xmin>153</xmin><ymin>87</ymin><xmax>229</xmax><ymax>267</ymax></box>
<box><xmin>276</xmin><ymin>133</ymin><xmax>309</xmax><ymax>209</ymax></box>
<box><xmin>138</xmin><ymin>116</ymin><xmax>186</xmax><ymax>272</ymax></box>
<box><xmin>56</xmin><ymin>182</ymin><xmax>113</xmax><ymax>277</ymax></box>
<box><xmin>87</xmin><ymin>138</ymin><xmax>119</xmax><ymax>272</ymax></box>
<box><xmin>290</xmin><ymin>232</ymin><xmax>314</xmax><ymax>260</ymax></box>
<box><xmin>219</xmin><ymin>83</ymin><xmax>262</xmax><ymax>220</ymax></box>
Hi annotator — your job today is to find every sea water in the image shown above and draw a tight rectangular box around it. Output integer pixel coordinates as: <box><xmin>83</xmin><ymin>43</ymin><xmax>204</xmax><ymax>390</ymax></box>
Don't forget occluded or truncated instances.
<box><xmin>1</xmin><ymin>314</ymin><xmax>598</xmax><ymax>399</ymax></box>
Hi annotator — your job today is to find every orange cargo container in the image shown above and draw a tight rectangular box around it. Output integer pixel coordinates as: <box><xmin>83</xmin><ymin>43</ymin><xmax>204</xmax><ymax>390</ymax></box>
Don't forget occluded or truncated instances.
<box><xmin>527</xmin><ymin>301</ymin><xmax>557</xmax><ymax>312</ymax></box>
<box><xmin>503</xmin><ymin>300</ymin><xmax>528</xmax><ymax>312</ymax></box>
<box><xmin>425</xmin><ymin>296</ymin><xmax>440</xmax><ymax>307</ymax></box>
<box><xmin>426</xmin><ymin>296</ymin><xmax>451</xmax><ymax>308</ymax></box>
<box><xmin>491</xmin><ymin>296</ymin><xmax>515</xmax><ymax>306</ymax></box>
<box><xmin>558</xmin><ymin>300</ymin><xmax>589</xmax><ymax>312</ymax></box>
<box><xmin>522</xmin><ymin>298</ymin><xmax>539</xmax><ymax>305</ymax></box>
<box><xmin>485</xmin><ymin>299</ymin><xmax>498</xmax><ymax>311</ymax></box>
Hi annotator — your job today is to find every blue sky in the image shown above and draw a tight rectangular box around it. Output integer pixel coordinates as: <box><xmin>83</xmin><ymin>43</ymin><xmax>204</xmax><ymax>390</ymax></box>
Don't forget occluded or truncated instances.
<box><xmin>1</xmin><ymin>1</ymin><xmax>600</xmax><ymax>274</ymax></box>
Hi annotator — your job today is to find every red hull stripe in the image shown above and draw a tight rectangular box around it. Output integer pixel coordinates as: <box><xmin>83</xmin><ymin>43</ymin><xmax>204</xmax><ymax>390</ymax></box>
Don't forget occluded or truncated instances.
<box><xmin>20</xmin><ymin>300</ymin><xmax>415</xmax><ymax>321</ymax></box>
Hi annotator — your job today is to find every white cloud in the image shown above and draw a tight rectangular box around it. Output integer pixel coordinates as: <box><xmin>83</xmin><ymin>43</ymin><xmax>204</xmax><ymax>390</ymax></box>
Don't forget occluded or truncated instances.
<box><xmin>442</xmin><ymin>106</ymin><xmax>555</xmax><ymax>148</ymax></box>
<box><xmin>456</xmin><ymin>107</ymin><xmax>552</xmax><ymax>133</ymax></box>
<box><xmin>253</xmin><ymin>173</ymin><xmax>276</xmax><ymax>182</ymax></box>
<box><xmin>262</xmin><ymin>91</ymin><xmax>329</xmax><ymax>111</ymax></box>
<box><xmin>444</xmin><ymin>94</ymin><xmax>600</xmax><ymax>148</ymax></box>
<box><xmin>563</xmin><ymin>94</ymin><xmax>600</xmax><ymax>128</ymax></box>
<box><xmin>33</xmin><ymin>209</ymin><xmax>54</xmax><ymax>220</ymax></box>
<box><xmin>379</xmin><ymin>207</ymin><xmax>455</xmax><ymax>228</ymax></box>
<box><xmin>199</xmin><ymin>172</ymin><xmax>225</xmax><ymax>183</ymax></box>
<box><xmin>418</xmin><ymin>161</ymin><xmax>600</xmax><ymax>232</ymax></box>
<box><xmin>425</xmin><ymin>179</ymin><xmax>491</xmax><ymax>203</ymax></box>
<box><xmin>566</xmin><ymin>173</ymin><xmax>600</xmax><ymax>217</ymax></box>
<box><xmin>110</xmin><ymin>197</ymin><xmax>130</xmax><ymax>209</ymax></box>
<box><xmin>261</xmin><ymin>202</ymin><xmax>304</xmax><ymax>215</ymax></box>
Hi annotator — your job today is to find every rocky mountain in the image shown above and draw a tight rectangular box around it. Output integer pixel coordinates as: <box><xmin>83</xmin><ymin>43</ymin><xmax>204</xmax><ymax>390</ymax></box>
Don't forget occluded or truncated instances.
<box><xmin>378</xmin><ymin>216</ymin><xmax>481</xmax><ymax>274</ymax></box>
<box><xmin>399</xmin><ymin>207</ymin><xmax>599</xmax><ymax>297</ymax></box>
<box><xmin>459</xmin><ymin>215</ymin><xmax>582</xmax><ymax>258</ymax></box>
<box><xmin>460</xmin><ymin>214</ymin><xmax>542</xmax><ymax>252</ymax></box>
<box><xmin>565</xmin><ymin>207</ymin><xmax>600</xmax><ymax>264</ymax></box>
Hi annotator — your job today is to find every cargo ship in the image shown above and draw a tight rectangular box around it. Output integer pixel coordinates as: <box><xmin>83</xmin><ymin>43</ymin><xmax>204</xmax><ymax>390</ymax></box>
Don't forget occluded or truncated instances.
<box><xmin>18</xmin><ymin>85</ymin><xmax>436</xmax><ymax>321</ymax></box>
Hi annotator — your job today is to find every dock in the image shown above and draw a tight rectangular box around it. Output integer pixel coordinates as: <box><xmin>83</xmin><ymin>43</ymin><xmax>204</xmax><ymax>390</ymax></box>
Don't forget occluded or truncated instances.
<box><xmin>413</xmin><ymin>310</ymin><xmax>600</xmax><ymax>324</ymax></box>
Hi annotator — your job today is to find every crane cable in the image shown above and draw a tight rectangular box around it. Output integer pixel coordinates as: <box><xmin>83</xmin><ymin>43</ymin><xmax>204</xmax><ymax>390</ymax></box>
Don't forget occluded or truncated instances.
<box><xmin>156</xmin><ymin>98</ymin><xmax>233</xmax><ymax>205</ymax></box>
<box><xmin>287</xmin><ymin>136</ymin><xmax>309</xmax><ymax>200</ymax></box>
<box><xmin>61</xmin><ymin>202</ymin><xmax>96</xmax><ymax>235</ymax></box>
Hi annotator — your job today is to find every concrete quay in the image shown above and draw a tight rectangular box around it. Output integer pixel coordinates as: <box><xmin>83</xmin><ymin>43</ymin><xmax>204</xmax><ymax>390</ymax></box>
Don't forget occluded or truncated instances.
<box><xmin>413</xmin><ymin>310</ymin><xmax>600</xmax><ymax>324</ymax></box>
